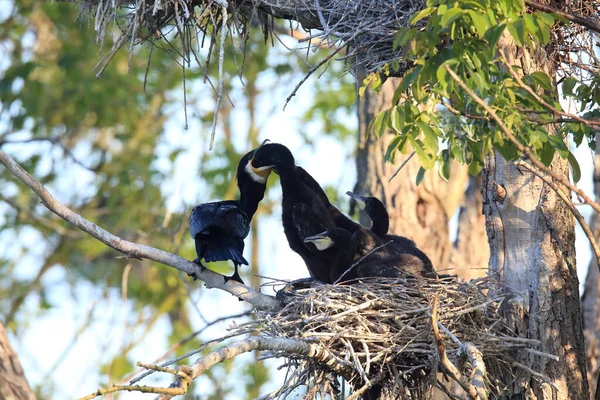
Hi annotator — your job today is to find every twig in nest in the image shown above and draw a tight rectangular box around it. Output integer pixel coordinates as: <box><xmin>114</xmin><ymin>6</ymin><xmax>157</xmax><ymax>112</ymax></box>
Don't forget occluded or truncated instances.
<box><xmin>431</xmin><ymin>295</ymin><xmax>482</xmax><ymax>400</ymax></box>
<box><xmin>209</xmin><ymin>3</ymin><xmax>229</xmax><ymax>150</ymax></box>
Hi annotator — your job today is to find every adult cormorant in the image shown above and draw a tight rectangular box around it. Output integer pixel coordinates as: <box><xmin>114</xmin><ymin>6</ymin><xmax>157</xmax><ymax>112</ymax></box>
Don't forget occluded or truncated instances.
<box><xmin>189</xmin><ymin>145</ymin><xmax>271</xmax><ymax>283</ymax></box>
<box><xmin>250</xmin><ymin>142</ymin><xmax>338</xmax><ymax>283</ymax></box>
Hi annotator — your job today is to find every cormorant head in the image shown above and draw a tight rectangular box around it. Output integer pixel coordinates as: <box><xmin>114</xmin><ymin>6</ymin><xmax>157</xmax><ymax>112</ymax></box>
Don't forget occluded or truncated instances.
<box><xmin>241</xmin><ymin>139</ymin><xmax>272</xmax><ymax>184</ymax></box>
<box><xmin>303</xmin><ymin>228</ymin><xmax>351</xmax><ymax>251</ymax></box>
<box><xmin>346</xmin><ymin>192</ymin><xmax>388</xmax><ymax>220</ymax></box>
<box><xmin>249</xmin><ymin>142</ymin><xmax>295</xmax><ymax>176</ymax></box>
<box><xmin>346</xmin><ymin>191</ymin><xmax>367</xmax><ymax>210</ymax></box>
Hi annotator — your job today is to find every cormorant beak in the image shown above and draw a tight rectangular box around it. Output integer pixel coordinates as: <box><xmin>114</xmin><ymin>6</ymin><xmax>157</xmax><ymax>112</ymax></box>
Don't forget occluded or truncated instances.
<box><xmin>247</xmin><ymin>139</ymin><xmax>275</xmax><ymax>179</ymax></box>
<box><xmin>346</xmin><ymin>191</ymin><xmax>366</xmax><ymax>210</ymax></box>
<box><xmin>303</xmin><ymin>232</ymin><xmax>334</xmax><ymax>251</ymax></box>
<box><xmin>249</xmin><ymin>163</ymin><xmax>274</xmax><ymax>178</ymax></box>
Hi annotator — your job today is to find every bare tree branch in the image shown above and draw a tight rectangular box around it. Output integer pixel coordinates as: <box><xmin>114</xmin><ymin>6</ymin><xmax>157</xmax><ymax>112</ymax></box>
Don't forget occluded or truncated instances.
<box><xmin>154</xmin><ymin>336</ymin><xmax>354</xmax><ymax>400</ymax></box>
<box><xmin>525</xmin><ymin>0</ymin><xmax>600</xmax><ymax>35</ymax></box>
<box><xmin>0</xmin><ymin>149</ymin><xmax>281</xmax><ymax>311</ymax></box>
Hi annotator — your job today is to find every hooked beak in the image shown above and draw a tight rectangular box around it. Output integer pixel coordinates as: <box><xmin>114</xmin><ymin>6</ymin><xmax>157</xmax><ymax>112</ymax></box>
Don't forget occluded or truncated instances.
<box><xmin>346</xmin><ymin>191</ymin><xmax>366</xmax><ymax>210</ymax></box>
<box><xmin>303</xmin><ymin>232</ymin><xmax>334</xmax><ymax>251</ymax></box>
<box><xmin>249</xmin><ymin>139</ymin><xmax>275</xmax><ymax>177</ymax></box>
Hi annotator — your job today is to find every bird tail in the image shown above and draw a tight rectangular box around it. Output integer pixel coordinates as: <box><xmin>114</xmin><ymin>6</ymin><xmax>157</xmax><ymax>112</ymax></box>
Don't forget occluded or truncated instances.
<box><xmin>201</xmin><ymin>237</ymin><xmax>248</xmax><ymax>266</ymax></box>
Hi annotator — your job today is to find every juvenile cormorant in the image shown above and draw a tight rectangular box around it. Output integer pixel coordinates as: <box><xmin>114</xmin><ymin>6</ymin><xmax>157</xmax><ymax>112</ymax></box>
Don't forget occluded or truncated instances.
<box><xmin>345</xmin><ymin>192</ymin><xmax>437</xmax><ymax>278</ymax></box>
<box><xmin>346</xmin><ymin>192</ymin><xmax>416</xmax><ymax>247</ymax></box>
<box><xmin>304</xmin><ymin>227</ymin><xmax>436</xmax><ymax>283</ymax></box>
<box><xmin>250</xmin><ymin>142</ymin><xmax>338</xmax><ymax>283</ymax></box>
<box><xmin>189</xmin><ymin>145</ymin><xmax>271</xmax><ymax>283</ymax></box>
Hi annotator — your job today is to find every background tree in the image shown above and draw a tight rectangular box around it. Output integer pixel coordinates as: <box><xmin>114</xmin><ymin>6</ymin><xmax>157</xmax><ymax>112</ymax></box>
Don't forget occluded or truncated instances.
<box><xmin>0</xmin><ymin>2</ymin><xmax>356</xmax><ymax>397</ymax></box>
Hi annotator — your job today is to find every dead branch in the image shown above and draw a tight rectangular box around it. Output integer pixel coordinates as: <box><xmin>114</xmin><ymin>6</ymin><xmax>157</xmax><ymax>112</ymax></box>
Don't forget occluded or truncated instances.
<box><xmin>431</xmin><ymin>296</ymin><xmax>482</xmax><ymax>400</ymax></box>
<box><xmin>148</xmin><ymin>336</ymin><xmax>353</xmax><ymax>399</ymax></box>
<box><xmin>0</xmin><ymin>149</ymin><xmax>281</xmax><ymax>311</ymax></box>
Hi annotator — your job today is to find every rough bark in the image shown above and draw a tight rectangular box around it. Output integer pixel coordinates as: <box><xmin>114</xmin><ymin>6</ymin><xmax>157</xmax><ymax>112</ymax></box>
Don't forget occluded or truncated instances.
<box><xmin>0</xmin><ymin>321</ymin><xmax>36</xmax><ymax>400</ymax></box>
<box><xmin>583</xmin><ymin>131</ymin><xmax>600</xmax><ymax>399</ymax></box>
<box><xmin>355</xmin><ymin>77</ymin><xmax>469</xmax><ymax>271</ymax></box>
<box><xmin>482</xmin><ymin>41</ymin><xmax>588</xmax><ymax>397</ymax></box>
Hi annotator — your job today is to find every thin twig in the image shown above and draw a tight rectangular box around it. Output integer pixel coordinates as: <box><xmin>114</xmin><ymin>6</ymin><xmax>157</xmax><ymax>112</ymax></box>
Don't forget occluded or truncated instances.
<box><xmin>431</xmin><ymin>296</ymin><xmax>480</xmax><ymax>400</ymax></box>
<box><xmin>388</xmin><ymin>151</ymin><xmax>416</xmax><ymax>182</ymax></box>
<box><xmin>499</xmin><ymin>50</ymin><xmax>600</xmax><ymax>128</ymax></box>
<box><xmin>525</xmin><ymin>0</ymin><xmax>600</xmax><ymax>35</ymax></box>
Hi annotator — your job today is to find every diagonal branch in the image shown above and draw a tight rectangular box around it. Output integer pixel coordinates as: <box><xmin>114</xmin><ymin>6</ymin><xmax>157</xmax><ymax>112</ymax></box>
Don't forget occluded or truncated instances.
<box><xmin>155</xmin><ymin>336</ymin><xmax>355</xmax><ymax>400</ymax></box>
<box><xmin>445</xmin><ymin>65</ymin><xmax>600</xmax><ymax>216</ymax></box>
<box><xmin>0</xmin><ymin>149</ymin><xmax>281</xmax><ymax>311</ymax></box>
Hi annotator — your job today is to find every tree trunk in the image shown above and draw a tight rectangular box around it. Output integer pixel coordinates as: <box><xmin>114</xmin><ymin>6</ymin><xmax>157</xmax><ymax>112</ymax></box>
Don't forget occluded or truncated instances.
<box><xmin>482</xmin><ymin>41</ymin><xmax>588</xmax><ymax>397</ymax></box>
<box><xmin>583</xmin><ymin>132</ymin><xmax>600</xmax><ymax>399</ymax></box>
<box><xmin>0</xmin><ymin>321</ymin><xmax>36</xmax><ymax>400</ymax></box>
<box><xmin>354</xmin><ymin>77</ymin><xmax>469</xmax><ymax>271</ymax></box>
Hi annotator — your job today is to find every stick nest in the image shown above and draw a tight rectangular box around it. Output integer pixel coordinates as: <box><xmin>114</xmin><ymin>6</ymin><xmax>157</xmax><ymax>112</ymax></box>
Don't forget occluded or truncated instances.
<box><xmin>239</xmin><ymin>277</ymin><xmax>545</xmax><ymax>399</ymax></box>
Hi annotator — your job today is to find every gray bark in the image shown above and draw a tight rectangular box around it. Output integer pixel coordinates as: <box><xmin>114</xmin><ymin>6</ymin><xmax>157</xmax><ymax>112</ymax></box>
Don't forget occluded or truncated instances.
<box><xmin>0</xmin><ymin>322</ymin><xmax>36</xmax><ymax>400</ymax></box>
<box><xmin>583</xmin><ymin>132</ymin><xmax>600</xmax><ymax>399</ymax></box>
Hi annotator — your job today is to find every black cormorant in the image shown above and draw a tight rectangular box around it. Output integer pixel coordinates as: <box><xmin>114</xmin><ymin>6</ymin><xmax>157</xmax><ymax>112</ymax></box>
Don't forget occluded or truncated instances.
<box><xmin>304</xmin><ymin>227</ymin><xmax>436</xmax><ymax>283</ymax></box>
<box><xmin>189</xmin><ymin>145</ymin><xmax>271</xmax><ymax>283</ymax></box>
<box><xmin>250</xmin><ymin>142</ymin><xmax>338</xmax><ymax>283</ymax></box>
<box><xmin>346</xmin><ymin>191</ymin><xmax>416</xmax><ymax>247</ymax></box>
<box><xmin>346</xmin><ymin>192</ymin><xmax>437</xmax><ymax>278</ymax></box>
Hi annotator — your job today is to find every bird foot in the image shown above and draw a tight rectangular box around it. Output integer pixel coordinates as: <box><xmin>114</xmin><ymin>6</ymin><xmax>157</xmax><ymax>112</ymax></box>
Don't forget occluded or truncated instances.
<box><xmin>189</xmin><ymin>259</ymin><xmax>206</xmax><ymax>280</ymax></box>
<box><xmin>224</xmin><ymin>271</ymin><xmax>245</xmax><ymax>286</ymax></box>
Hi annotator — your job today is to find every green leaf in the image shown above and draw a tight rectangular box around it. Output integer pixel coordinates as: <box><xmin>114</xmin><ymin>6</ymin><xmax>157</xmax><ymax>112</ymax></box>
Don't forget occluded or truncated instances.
<box><xmin>529</xmin><ymin>71</ymin><xmax>552</xmax><ymax>91</ymax></box>
<box><xmin>409</xmin><ymin>136</ymin><xmax>436</xmax><ymax>169</ymax></box>
<box><xmin>539</xmin><ymin>141</ymin><xmax>555</xmax><ymax>166</ymax></box>
<box><xmin>506</xmin><ymin>20</ymin><xmax>525</xmax><ymax>46</ymax></box>
<box><xmin>440</xmin><ymin>7</ymin><xmax>464</xmax><ymax>28</ymax></box>
<box><xmin>410</xmin><ymin>7</ymin><xmax>436</xmax><ymax>25</ymax></box>
<box><xmin>416</xmin><ymin>166</ymin><xmax>426</xmax><ymax>186</ymax></box>
<box><xmin>369</xmin><ymin>110</ymin><xmax>389</xmax><ymax>138</ymax></box>
<box><xmin>548</xmin><ymin>134</ymin><xmax>569</xmax><ymax>158</ymax></box>
<box><xmin>385</xmin><ymin>135</ymin><xmax>404</xmax><ymax>163</ymax></box>
<box><xmin>389</xmin><ymin>106</ymin><xmax>405</xmax><ymax>132</ymax></box>
<box><xmin>484</xmin><ymin>23</ymin><xmax>506</xmax><ymax>50</ymax></box>
<box><xmin>438</xmin><ymin>149</ymin><xmax>451</xmax><ymax>181</ymax></box>
<box><xmin>467</xmin><ymin>10</ymin><xmax>490</xmax><ymax>38</ymax></box>
<box><xmin>417</xmin><ymin>120</ymin><xmax>439</xmax><ymax>153</ymax></box>
<box><xmin>562</xmin><ymin>77</ymin><xmax>577</xmax><ymax>96</ymax></box>
<box><xmin>568</xmin><ymin>151</ymin><xmax>581</xmax><ymax>183</ymax></box>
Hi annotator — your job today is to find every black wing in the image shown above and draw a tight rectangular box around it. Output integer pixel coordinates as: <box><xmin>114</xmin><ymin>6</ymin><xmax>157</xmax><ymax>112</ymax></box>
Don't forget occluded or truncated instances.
<box><xmin>189</xmin><ymin>200</ymin><xmax>250</xmax><ymax>240</ymax></box>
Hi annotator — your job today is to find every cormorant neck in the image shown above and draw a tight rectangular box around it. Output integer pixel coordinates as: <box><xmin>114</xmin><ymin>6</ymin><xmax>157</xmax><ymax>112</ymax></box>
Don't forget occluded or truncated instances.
<box><xmin>370</xmin><ymin>201</ymin><xmax>390</xmax><ymax>235</ymax></box>
<box><xmin>238</xmin><ymin>180</ymin><xmax>266</xmax><ymax>219</ymax></box>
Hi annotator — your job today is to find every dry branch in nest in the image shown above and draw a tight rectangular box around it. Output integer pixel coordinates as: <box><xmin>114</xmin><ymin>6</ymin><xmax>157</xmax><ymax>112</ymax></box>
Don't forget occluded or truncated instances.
<box><xmin>223</xmin><ymin>276</ymin><xmax>551</xmax><ymax>399</ymax></box>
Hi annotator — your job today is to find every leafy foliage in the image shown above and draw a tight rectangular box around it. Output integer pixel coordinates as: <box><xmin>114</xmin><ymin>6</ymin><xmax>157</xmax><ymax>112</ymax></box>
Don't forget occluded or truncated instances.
<box><xmin>363</xmin><ymin>0</ymin><xmax>598</xmax><ymax>182</ymax></box>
